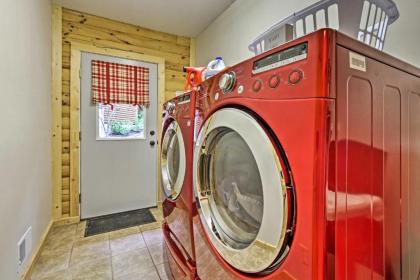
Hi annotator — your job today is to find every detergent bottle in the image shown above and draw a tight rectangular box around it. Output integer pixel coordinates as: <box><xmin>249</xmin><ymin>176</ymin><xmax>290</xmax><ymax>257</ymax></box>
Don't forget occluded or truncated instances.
<box><xmin>183</xmin><ymin>66</ymin><xmax>205</xmax><ymax>91</ymax></box>
<box><xmin>203</xmin><ymin>57</ymin><xmax>226</xmax><ymax>79</ymax></box>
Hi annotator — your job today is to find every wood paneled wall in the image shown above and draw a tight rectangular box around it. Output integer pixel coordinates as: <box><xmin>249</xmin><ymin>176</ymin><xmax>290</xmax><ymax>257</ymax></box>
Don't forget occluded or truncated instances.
<box><xmin>60</xmin><ymin>9</ymin><xmax>189</xmax><ymax>216</ymax></box>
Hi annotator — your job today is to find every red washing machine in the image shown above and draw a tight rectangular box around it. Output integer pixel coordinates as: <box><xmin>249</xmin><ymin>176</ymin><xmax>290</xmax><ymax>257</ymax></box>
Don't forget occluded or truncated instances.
<box><xmin>192</xmin><ymin>29</ymin><xmax>420</xmax><ymax>280</ymax></box>
<box><xmin>161</xmin><ymin>91</ymin><xmax>197</xmax><ymax>280</ymax></box>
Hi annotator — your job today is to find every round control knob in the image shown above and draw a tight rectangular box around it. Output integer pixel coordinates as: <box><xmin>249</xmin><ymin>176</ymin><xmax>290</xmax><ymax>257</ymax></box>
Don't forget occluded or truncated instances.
<box><xmin>219</xmin><ymin>72</ymin><xmax>236</xmax><ymax>93</ymax></box>
<box><xmin>269</xmin><ymin>75</ymin><xmax>280</xmax><ymax>88</ymax></box>
<box><xmin>288</xmin><ymin>70</ymin><xmax>303</xmax><ymax>85</ymax></box>
<box><xmin>252</xmin><ymin>80</ymin><xmax>262</xmax><ymax>92</ymax></box>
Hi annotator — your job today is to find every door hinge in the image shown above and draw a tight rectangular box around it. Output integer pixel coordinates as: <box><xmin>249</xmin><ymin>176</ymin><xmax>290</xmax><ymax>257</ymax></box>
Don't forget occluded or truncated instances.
<box><xmin>79</xmin><ymin>69</ymin><xmax>81</xmax><ymax>79</ymax></box>
<box><xmin>79</xmin><ymin>193</ymin><xmax>81</xmax><ymax>204</ymax></box>
<box><xmin>79</xmin><ymin>131</ymin><xmax>81</xmax><ymax>141</ymax></box>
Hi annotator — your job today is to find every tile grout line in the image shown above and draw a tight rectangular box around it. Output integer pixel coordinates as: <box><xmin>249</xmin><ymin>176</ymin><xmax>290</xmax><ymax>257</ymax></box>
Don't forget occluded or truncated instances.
<box><xmin>30</xmin><ymin>224</ymin><xmax>78</xmax><ymax>279</ymax></box>
<box><xmin>114</xmin><ymin>227</ymin><xmax>156</xmax><ymax>279</ymax></box>
<box><xmin>33</xmin><ymin>220</ymin><xmax>165</xmax><ymax>280</ymax></box>
<box><xmin>141</xmin><ymin>227</ymin><xmax>166</xmax><ymax>280</ymax></box>
<box><xmin>108</xmin><ymin>232</ymin><xmax>114</xmax><ymax>280</ymax></box>
<box><xmin>68</xmin><ymin>225</ymin><xmax>79</xmax><ymax>269</ymax></box>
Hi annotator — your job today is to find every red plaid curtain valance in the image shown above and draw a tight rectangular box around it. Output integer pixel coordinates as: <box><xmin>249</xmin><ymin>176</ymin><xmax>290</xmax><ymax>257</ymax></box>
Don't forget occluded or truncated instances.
<box><xmin>91</xmin><ymin>60</ymin><xmax>150</xmax><ymax>107</ymax></box>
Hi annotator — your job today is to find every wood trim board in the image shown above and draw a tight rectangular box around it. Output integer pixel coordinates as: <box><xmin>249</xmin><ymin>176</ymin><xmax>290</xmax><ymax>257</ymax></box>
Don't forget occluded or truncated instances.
<box><xmin>69</xmin><ymin>47</ymin><xmax>81</xmax><ymax>217</ymax></box>
<box><xmin>51</xmin><ymin>3</ymin><xmax>62</xmax><ymax>220</ymax></box>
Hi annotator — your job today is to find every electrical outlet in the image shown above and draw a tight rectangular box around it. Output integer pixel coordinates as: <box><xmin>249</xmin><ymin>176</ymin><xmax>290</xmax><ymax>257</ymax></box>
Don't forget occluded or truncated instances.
<box><xmin>17</xmin><ymin>227</ymin><xmax>32</xmax><ymax>274</ymax></box>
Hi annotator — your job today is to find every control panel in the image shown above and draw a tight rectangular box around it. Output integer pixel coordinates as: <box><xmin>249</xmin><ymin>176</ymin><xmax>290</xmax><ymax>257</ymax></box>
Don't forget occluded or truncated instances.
<box><xmin>199</xmin><ymin>30</ymin><xmax>333</xmax><ymax>105</ymax></box>
<box><xmin>177</xmin><ymin>93</ymin><xmax>191</xmax><ymax>104</ymax></box>
<box><xmin>252</xmin><ymin>42</ymin><xmax>308</xmax><ymax>74</ymax></box>
<box><xmin>176</xmin><ymin>92</ymin><xmax>195</xmax><ymax>118</ymax></box>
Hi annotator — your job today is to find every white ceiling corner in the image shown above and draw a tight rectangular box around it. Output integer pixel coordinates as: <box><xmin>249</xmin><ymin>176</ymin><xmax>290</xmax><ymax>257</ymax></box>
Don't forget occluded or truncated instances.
<box><xmin>61</xmin><ymin>0</ymin><xmax>235</xmax><ymax>37</ymax></box>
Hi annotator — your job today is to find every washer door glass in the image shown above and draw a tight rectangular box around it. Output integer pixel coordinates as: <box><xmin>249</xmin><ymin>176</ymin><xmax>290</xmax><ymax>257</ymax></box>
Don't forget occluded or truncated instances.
<box><xmin>194</xmin><ymin>108</ymin><xmax>294</xmax><ymax>274</ymax></box>
<box><xmin>161</xmin><ymin>120</ymin><xmax>185</xmax><ymax>199</ymax></box>
<box><xmin>206</xmin><ymin>128</ymin><xmax>263</xmax><ymax>248</ymax></box>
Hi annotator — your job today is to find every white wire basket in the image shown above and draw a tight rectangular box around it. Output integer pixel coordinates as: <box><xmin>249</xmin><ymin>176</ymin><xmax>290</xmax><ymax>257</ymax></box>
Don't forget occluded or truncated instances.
<box><xmin>249</xmin><ymin>0</ymin><xmax>399</xmax><ymax>55</ymax></box>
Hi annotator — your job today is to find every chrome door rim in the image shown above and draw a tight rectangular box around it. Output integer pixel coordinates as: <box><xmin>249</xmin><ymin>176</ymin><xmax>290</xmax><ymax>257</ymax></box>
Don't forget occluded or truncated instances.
<box><xmin>193</xmin><ymin>108</ymin><xmax>290</xmax><ymax>273</ymax></box>
<box><xmin>161</xmin><ymin>120</ymin><xmax>185</xmax><ymax>200</ymax></box>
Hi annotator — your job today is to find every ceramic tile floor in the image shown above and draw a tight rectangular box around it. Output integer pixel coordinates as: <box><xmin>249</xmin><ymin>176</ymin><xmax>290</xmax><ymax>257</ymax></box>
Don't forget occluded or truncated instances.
<box><xmin>29</xmin><ymin>207</ymin><xmax>173</xmax><ymax>280</ymax></box>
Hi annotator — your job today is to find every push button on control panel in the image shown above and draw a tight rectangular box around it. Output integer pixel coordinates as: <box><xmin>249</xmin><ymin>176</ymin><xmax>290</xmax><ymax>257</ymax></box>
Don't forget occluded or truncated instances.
<box><xmin>252</xmin><ymin>80</ymin><xmax>262</xmax><ymax>92</ymax></box>
<box><xmin>288</xmin><ymin>70</ymin><xmax>303</xmax><ymax>85</ymax></box>
<box><xmin>269</xmin><ymin>75</ymin><xmax>280</xmax><ymax>88</ymax></box>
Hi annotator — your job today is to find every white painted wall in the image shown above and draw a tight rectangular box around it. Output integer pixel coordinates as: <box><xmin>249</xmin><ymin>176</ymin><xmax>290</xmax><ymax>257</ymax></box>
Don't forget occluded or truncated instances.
<box><xmin>197</xmin><ymin>0</ymin><xmax>420</xmax><ymax>68</ymax></box>
<box><xmin>0</xmin><ymin>0</ymin><xmax>52</xmax><ymax>279</ymax></box>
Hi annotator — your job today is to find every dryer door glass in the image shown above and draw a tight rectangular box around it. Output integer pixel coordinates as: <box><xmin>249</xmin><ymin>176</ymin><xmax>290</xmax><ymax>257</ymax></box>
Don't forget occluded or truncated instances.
<box><xmin>206</xmin><ymin>128</ymin><xmax>263</xmax><ymax>249</ymax></box>
<box><xmin>167</xmin><ymin>135</ymin><xmax>180</xmax><ymax>184</ymax></box>
<box><xmin>194</xmin><ymin>108</ymin><xmax>294</xmax><ymax>274</ymax></box>
<box><xmin>161</xmin><ymin>120</ymin><xmax>185</xmax><ymax>199</ymax></box>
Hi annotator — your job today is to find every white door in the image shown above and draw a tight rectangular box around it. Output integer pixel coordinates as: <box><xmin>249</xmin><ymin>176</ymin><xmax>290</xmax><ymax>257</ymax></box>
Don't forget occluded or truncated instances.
<box><xmin>80</xmin><ymin>52</ymin><xmax>158</xmax><ymax>219</ymax></box>
<box><xmin>193</xmin><ymin>108</ymin><xmax>295</xmax><ymax>274</ymax></box>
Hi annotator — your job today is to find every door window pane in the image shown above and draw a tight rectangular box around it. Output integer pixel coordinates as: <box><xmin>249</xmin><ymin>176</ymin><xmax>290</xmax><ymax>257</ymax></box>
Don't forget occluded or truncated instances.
<box><xmin>97</xmin><ymin>103</ymin><xmax>146</xmax><ymax>140</ymax></box>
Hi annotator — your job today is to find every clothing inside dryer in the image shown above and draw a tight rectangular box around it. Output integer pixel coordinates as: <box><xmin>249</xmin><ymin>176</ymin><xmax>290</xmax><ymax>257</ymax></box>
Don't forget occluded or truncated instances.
<box><xmin>206</xmin><ymin>128</ymin><xmax>264</xmax><ymax>249</ymax></box>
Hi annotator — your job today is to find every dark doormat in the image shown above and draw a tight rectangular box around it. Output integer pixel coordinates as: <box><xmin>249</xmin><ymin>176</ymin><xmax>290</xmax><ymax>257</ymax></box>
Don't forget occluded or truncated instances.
<box><xmin>84</xmin><ymin>208</ymin><xmax>157</xmax><ymax>237</ymax></box>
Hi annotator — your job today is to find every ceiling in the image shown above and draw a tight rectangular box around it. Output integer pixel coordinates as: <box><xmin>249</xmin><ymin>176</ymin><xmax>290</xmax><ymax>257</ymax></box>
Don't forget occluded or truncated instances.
<box><xmin>60</xmin><ymin>0</ymin><xmax>235</xmax><ymax>37</ymax></box>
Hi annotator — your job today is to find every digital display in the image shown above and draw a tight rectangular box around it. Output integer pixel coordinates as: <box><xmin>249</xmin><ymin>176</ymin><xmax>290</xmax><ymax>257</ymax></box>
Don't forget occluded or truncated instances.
<box><xmin>178</xmin><ymin>94</ymin><xmax>191</xmax><ymax>103</ymax></box>
<box><xmin>252</xmin><ymin>42</ymin><xmax>308</xmax><ymax>74</ymax></box>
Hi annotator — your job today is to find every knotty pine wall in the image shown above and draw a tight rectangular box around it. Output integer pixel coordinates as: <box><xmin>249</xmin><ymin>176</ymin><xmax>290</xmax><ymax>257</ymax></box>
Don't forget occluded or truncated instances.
<box><xmin>61</xmin><ymin>9</ymin><xmax>189</xmax><ymax>216</ymax></box>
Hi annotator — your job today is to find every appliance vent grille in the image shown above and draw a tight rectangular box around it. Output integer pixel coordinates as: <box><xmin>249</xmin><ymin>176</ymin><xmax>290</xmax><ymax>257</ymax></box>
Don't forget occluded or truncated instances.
<box><xmin>18</xmin><ymin>239</ymin><xmax>26</xmax><ymax>264</ymax></box>
<box><xmin>17</xmin><ymin>227</ymin><xmax>32</xmax><ymax>272</ymax></box>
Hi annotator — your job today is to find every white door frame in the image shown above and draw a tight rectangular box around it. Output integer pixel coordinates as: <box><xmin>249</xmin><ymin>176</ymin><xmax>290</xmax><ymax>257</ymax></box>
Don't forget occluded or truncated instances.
<box><xmin>69</xmin><ymin>42</ymin><xmax>165</xmax><ymax>218</ymax></box>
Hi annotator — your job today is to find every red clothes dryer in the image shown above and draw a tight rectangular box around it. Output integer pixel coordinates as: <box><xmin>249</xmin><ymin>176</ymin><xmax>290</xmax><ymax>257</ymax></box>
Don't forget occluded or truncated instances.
<box><xmin>192</xmin><ymin>29</ymin><xmax>420</xmax><ymax>280</ymax></box>
<box><xmin>161</xmin><ymin>92</ymin><xmax>197</xmax><ymax>279</ymax></box>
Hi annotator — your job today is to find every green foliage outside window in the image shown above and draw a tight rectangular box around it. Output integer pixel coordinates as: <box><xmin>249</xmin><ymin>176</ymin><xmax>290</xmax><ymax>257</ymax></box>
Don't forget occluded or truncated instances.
<box><xmin>110</xmin><ymin>108</ymin><xmax>144</xmax><ymax>136</ymax></box>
